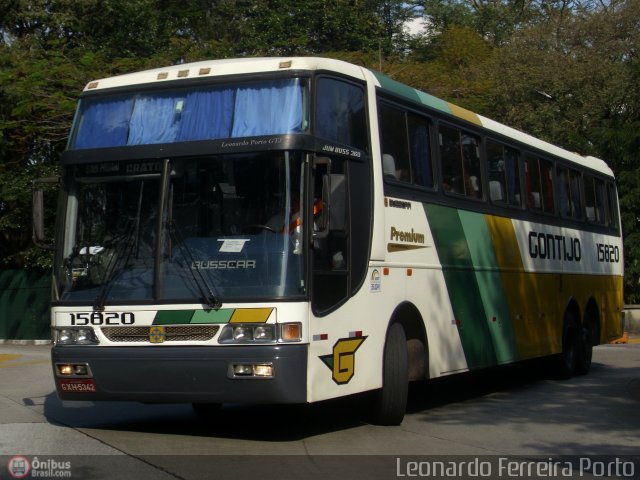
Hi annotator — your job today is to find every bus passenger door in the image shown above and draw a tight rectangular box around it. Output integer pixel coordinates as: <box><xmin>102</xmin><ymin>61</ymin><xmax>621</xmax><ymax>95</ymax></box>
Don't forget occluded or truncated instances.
<box><xmin>310</xmin><ymin>155</ymin><xmax>349</xmax><ymax>314</ymax></box>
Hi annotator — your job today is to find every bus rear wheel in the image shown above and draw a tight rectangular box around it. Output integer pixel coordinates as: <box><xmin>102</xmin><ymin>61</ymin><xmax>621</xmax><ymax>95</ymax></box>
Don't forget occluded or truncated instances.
<box><xmin>370</xmin><ymin>322</ymin><xmax>408</xmax><ymax>426</ymax></box>
<box><xmin>555</xmin><ymin>320</ymin><xmax>579</xmax><ymax>380</ymax></box>
<box><xmin>576</xmin><ymin>321</ymin><xmax>598</xmax><ymax>375</ymax></box>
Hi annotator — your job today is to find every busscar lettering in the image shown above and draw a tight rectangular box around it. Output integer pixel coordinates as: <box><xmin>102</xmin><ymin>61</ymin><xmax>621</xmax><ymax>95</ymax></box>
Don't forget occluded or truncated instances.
<box><xmin>192</xmin><ymin>260</ymin><xmax>257</xmax><ymax>270</ymax></box>
<box><xmin>125</xmin><ymin>162</ymin><xmax>162</xmax><ymax>174</ymax></box>
<box><xmin>528</xmin><ymin>231</ymin><xmax>581</xmax><ymax>262</ymax></box>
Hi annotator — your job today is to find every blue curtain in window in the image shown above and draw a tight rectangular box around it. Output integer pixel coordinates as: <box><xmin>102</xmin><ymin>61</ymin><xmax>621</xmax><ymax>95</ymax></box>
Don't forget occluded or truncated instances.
<box><xmin>127</xmin><ymin>96</ymin><xmax>181</xmax><ymax>145</ymax></box>
<box><xmin>72</xmin><ymin>97</ymin><xmax>134</xmax><ymax>149</ymax></box>
<box><xmin>411</xmin><ymin>124</ymin><xmax>432</xmax><ymax>187</ymax></box>
<box><xmin>232</xmin><ymin>80</ymin><xmax>302</xmax><ymax>137</ymax></box>
<box><xmin>505</xmin><ymin>152</ymin><xmax>518</xmax><ymax>204</ymax></box>
<box><xmin>177</xmin><ymin>89</ymin><xmax>234</xmax><ymax>141</ymax></box>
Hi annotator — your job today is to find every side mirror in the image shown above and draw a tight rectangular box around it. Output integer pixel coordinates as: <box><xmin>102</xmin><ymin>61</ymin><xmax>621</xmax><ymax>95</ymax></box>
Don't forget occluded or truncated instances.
<box><xmin>32</xmin><ymin>176</ymin><xmax>59</xmax><ymax>251</ymax></box>
<box><xmin>311</xmin><ymin>156</ymin><xmax>347</xmax><ymax>244</ymax></box>
<box><xmin>312</xmin><ymin>157</ymin><xmax>331</xmax><ymax>241</ymax></box>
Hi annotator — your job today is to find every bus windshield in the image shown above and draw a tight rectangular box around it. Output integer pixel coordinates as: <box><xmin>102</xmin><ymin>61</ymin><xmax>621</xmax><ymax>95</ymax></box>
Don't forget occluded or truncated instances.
<box><xmin>56</xmin><ymin>153</ymin><xmax>306</xmax><ymax>304</ymax></box>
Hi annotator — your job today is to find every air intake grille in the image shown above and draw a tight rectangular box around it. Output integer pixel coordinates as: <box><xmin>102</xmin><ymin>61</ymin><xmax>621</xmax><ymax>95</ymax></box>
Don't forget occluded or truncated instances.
<box><xmin>102</xmin><ymin>325</ymin><xmax>219</xmax><ymax>343</ymax></box>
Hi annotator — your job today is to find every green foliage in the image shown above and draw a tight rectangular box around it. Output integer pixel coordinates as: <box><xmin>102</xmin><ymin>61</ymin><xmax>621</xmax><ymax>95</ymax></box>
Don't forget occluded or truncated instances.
<box><xmin>619</xmin><ymin>167</ymin><xmax>640</xmax><ymax>303</ymax></box>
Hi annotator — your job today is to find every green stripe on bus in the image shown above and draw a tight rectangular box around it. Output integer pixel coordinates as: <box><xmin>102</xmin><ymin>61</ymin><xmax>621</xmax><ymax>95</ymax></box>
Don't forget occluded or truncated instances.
<box><xmin>424</xmin><ymin>204</ymin><xmax>497</xmax><ymax>369</ymax></box>
<box><xmin>372</xmin><ymin>71</ymin><xmax>451</xmax><ymax>114</ymax></box>
<box><xmin>153</xmin><ymin>309</ymin><xmax>237</xmax><ymax>325</ymax></box>
<box><xmin>191</xmin><ymin>309</ymin><xmax>234</xmax><ymax>324</ymax></box>
<box><xmin>458</xmin><ymin>211</ymin><xmax>519</xmax><ymax>364</ymax></box>
<box><xmin>153</xmin><ymin>310</ymin><xmax>195</xmax><ymax>325</ymax></box>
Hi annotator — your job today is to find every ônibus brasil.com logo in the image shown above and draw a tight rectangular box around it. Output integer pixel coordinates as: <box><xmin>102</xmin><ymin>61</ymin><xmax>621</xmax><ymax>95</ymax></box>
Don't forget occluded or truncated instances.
<box><xmin>6</xmin><ymin>456</ymin><xmax>72</xmax><ymax>478</ymax></box>
<box><xmin>7</xmin><ymin>456</ymin><xmax>31</xmax><ymax>478</ymax></box>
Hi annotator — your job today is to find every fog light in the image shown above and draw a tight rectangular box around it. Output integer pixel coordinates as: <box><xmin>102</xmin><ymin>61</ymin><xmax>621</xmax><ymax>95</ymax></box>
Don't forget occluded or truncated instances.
<box><xmin>58</xmin><ymin>364</ymin><xmax>74</xmax><ymax>376</ymax></box>
<box><xmin>253</xmin><ymin>364</ymin><xmax>273</xmax><ymax>377</ymax></box>
<box><xmin>56</xmin><ymin>363</ymin><xmax>91</xmax><ymax>377</ymax></box>
<box><xmin>233</xmin><ymin>364</ymin><xmax>253</xmax><ymax>376</ymax></box>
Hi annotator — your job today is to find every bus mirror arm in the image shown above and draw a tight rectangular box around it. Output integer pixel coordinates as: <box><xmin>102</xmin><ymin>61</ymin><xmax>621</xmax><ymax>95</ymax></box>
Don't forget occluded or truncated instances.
<box><xmin>32</xmin><ymin>177</ymin><xmax>59</xmax><ymax>251</ymax></box>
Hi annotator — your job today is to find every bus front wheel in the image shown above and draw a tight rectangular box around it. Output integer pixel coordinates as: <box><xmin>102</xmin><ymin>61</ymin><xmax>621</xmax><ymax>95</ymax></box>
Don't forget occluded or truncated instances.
<box><xmin>369</xmin><ymin>322</ymin><xmax>408</xmax><ymax>426</ymax></box>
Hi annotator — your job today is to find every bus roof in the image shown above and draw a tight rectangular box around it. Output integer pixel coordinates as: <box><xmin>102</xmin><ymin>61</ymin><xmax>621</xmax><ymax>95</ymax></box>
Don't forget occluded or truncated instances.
<box><xmin>82</xmin><ymin>56</ymin><xmax>613</xmax><ymax>177</ymax></box>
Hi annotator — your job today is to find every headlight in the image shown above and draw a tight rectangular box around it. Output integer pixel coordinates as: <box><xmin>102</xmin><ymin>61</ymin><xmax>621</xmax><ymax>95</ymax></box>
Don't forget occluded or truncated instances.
<box><xmin>56</xmin><ymin>328</ymin><xmax>75</xmax><ymax>345</ymax></box>
<box><xmin>219</xmin><ymin>324</ymin><xmax>276</xmax><ymax>344</ymax></box>
<box><xmin>54</xmin><ymin>327</ymin><xmax>99</xmax><ymax>345</ymax></box>
<box><xmin>218</xmin><ymin>323</ymin><xmax>301</xmax><ymax>344</ymax></box>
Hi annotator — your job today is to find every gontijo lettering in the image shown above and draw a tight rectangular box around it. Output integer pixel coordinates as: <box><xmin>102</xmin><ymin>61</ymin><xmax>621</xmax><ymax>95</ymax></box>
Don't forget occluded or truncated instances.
<box><xmin>528</xmin><ymin>231</ymin><xmax>581</xmax><ymax>262</ymax></box>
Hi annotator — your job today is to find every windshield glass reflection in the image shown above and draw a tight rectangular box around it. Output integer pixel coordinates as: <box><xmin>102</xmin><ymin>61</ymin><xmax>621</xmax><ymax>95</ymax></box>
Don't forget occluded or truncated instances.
<box><xmin>56</xmin><ymin>153</ymin><xmax>305</xmax><ymax>304</ymax></box>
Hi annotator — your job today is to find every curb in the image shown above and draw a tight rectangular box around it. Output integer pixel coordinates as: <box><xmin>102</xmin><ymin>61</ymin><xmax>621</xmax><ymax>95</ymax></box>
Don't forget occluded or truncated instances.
<box><xmin>0</xmin><ymin>340</ymin><xmax>51</xmax><ymax>346</ymax></box>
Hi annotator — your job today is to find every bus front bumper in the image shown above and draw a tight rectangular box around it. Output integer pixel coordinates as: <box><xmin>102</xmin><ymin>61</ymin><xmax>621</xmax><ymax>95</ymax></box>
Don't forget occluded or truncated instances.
<box><xmin>51</xmin><ymin>344</ymin><xmax>308</xmax><ymax>404</ymax></box>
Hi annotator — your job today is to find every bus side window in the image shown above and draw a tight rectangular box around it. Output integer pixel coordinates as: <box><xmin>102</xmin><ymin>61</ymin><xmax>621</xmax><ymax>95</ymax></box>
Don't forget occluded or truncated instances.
<box><xmin>378</xmin><ymin>101</ymin><xmax>411</xmax><ymax>182</ymax></box>
<box><xmin>558</xmin><ymin>166</ymin><xmax>571</xmax><ymax>217</ymax></box>
<box><xmin>606</xmin><ymin>182</ymin><xmax>619</xmax><ymax>229</ymax></box>
<box><xmin>584</xmin><ymin>174</ymin><xmax>597</xmax><ymax>222</ymax></box>
<box><xmin>439</xmin><ymin>124</ymin><xmax>482</xmax><ymax>199</ymax></box>
<box><xmin>594</xmin><ymin>178</ymin><xmax>606</xmax><ymax>224</ymax></box>
<box><xmin>585</xmin><ymin>174</ymin><xmax>606</xmax><ymax>224</ymax></box>
<box><xmin>569</xmin><ymin>169</ymin><xmax>583</xmax><ymax>220</ymax></box>
<box><xmin>540</xmin><ymin>159</ymin><xmax>555</xmax><ymax>214</ymax></box>
<box><xmin>559</xmin><ymin>166</ymin><xmax>582</xmax><ymax>220</ymax></box>
<box><xmin>525</xmin><ymin>156</ymin><xmax>542</xmax><ymax>211</ymax></box>
<box><xmin>487</xmin><ymin>140</ymin><xmax>521</xmax><ymax>206</ymax></box>
<box><xmin>408</xmin><ymin>113</ymin><xmax>433</xmax><ymax>188</ymax></box>
<box><xmin>316</xmin><ymin>77</ymin><xmax>367</xmax><ymax>152</ymax></box>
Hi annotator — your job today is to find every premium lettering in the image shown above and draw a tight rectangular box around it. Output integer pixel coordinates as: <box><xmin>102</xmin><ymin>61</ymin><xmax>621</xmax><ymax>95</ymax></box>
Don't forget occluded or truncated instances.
<box><xmin>390</xmin><ymin>227</ymin><xmax>425</xmax><ymax>244</ymax></box>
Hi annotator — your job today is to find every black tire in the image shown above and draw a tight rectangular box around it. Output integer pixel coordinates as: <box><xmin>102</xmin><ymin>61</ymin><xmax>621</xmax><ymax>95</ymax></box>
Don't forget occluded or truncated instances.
<box><xmin>576</xmin><ymin>321</ymin><xmax>597</xmax><ymax>375</ymax></box>
<box><xmin>370</xmin><ymin>323</ymin><xmax>408</xmax><ymax>426</ymax></box>
<box><xmin>555</xmin><ymin>320</ymin><xmax>579</xmax><ymax>380</ymax></box>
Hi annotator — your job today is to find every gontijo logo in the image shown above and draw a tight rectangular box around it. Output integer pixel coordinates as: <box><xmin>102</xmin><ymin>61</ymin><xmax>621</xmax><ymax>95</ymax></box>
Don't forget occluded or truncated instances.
<box><xmin>320</xmin><ymin>335</ymin><xmax>368</xmax><ymax>385</ymax></box>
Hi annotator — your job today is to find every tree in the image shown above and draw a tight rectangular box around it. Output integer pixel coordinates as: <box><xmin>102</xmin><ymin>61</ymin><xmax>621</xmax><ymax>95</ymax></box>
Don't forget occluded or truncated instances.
<box><xmin>485</xmin><ymin>0</ymin><xmax>640</xmax><ymax>301</ymax></box>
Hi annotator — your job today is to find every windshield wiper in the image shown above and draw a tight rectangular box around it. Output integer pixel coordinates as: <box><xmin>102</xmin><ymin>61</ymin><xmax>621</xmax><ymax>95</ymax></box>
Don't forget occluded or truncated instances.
<box><xmin>93</xmin><ymin>180</ymin><xmax>146</xmax><ymax>311</ymax></box>
<box><xmin>92</xmin><ymin>220</ymin><xmax>137</xmax><ymax>311</ymax></box>
<box><xmin>169</xmin><ymin>219</ymin><xmax>222</xmax><ymax>310</ymax></box>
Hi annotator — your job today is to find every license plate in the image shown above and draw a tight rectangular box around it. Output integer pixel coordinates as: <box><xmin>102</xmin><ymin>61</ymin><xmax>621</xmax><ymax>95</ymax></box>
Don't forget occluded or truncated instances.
<box><xmin>59</xmin><ymin>379</ymin><xmax>96</xmax><ymax>393</ymax></box>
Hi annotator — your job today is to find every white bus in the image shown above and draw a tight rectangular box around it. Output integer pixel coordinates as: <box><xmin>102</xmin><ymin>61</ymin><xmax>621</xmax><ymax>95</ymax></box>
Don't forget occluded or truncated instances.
<box><xmin>34</xmin><ymin>57</ymin><xmax>623</xmax><ymax>425</ymax></box>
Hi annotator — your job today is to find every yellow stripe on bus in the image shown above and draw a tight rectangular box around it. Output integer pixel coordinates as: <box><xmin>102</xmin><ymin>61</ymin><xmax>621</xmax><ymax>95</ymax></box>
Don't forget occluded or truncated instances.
<box><xmin>229</xmin><ymin>308</ymin><xmax>274</xmax><ymax>323</ymax></box>
<box><xmin>485</xmin><ymin>214</ymin><xmax>623</xmax><ymax>358</ymax></box>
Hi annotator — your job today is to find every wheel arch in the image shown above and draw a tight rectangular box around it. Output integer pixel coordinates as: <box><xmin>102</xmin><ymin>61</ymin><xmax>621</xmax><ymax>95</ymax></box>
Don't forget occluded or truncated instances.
<box><xmin>563</xmin><ymin>297</ymin><xmax>582</xmax><ymax>332</ymax></box>
<box><xmin>387</xmin><ymin>301</ymin><xmax>428</xmax><ymax>381</ymax></box>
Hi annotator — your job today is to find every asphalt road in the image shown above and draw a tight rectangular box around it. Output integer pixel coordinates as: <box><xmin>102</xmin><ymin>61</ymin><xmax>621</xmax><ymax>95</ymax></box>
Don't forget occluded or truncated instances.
<box><xmin>0</xmin><ymin>343</ymin><xmax>638</xmax><ymax>479</ymax></box>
